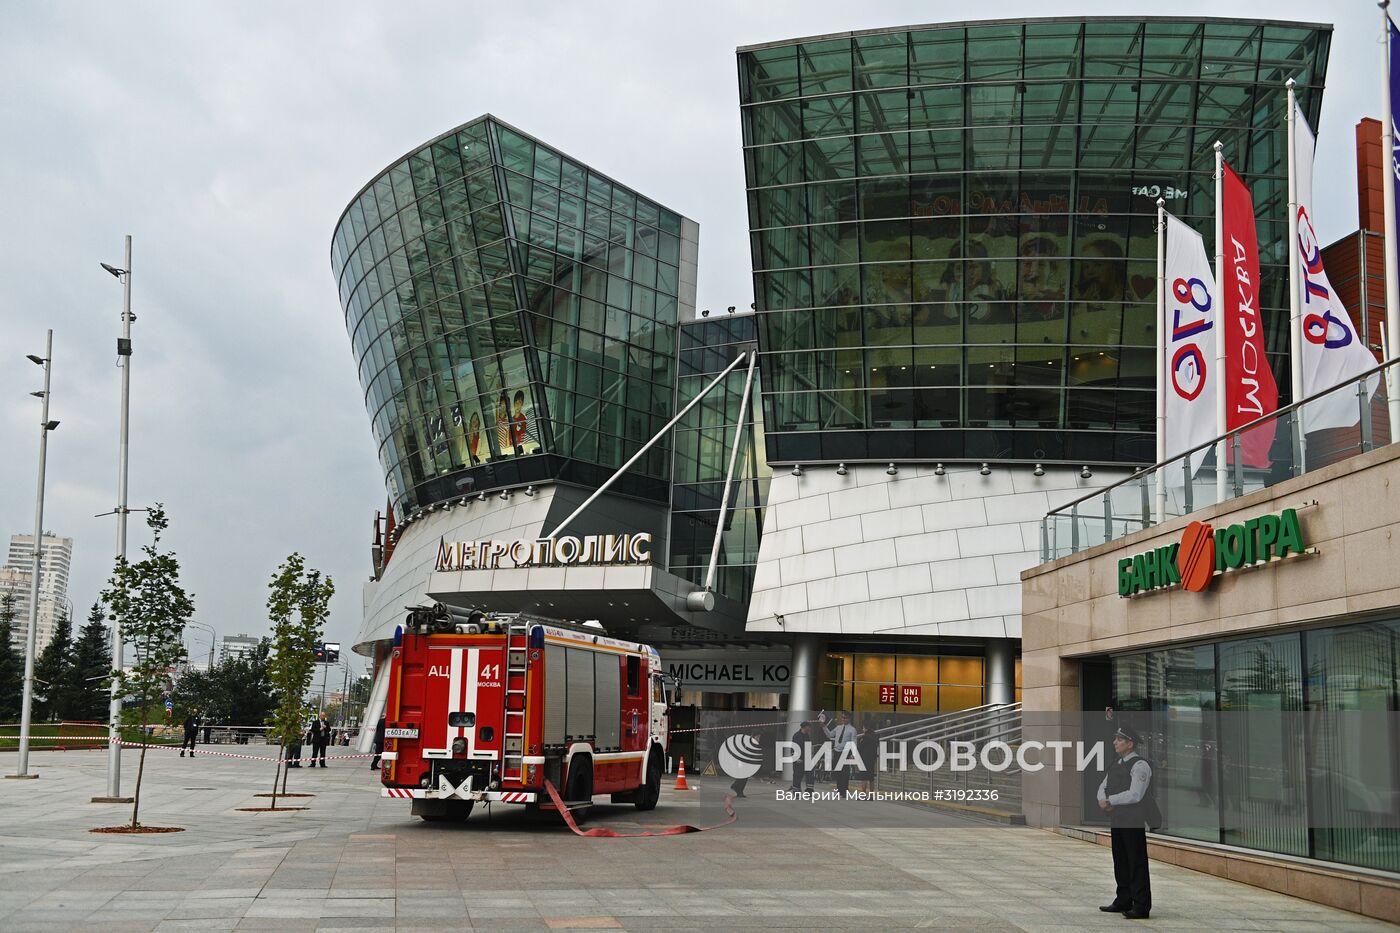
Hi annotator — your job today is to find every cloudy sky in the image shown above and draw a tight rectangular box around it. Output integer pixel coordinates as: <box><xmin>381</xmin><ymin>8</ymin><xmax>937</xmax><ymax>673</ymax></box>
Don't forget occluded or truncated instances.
<box><xmin>0</xmin><ymin>1</ymin><xmax>1381</xmax><ymax>665</ymax></box>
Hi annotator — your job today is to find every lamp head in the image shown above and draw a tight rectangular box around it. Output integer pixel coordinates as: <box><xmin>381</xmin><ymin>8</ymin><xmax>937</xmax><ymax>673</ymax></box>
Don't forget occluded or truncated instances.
<box><xmin>100</xmin><ymin>262</ymin><xmax>126</xmax><ymax>278</ymax></box>
<box><xmin>26</xmin><ymin>354</ymin><xmax>44</xmax><ymax>366</ymax></box>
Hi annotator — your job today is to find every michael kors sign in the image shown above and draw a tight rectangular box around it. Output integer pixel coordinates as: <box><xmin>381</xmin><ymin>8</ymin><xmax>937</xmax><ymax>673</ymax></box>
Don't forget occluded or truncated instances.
<box><xmin>435</xmin><ymin>532</ymin><xmax>653</xmax><ymax>572</ymax></box>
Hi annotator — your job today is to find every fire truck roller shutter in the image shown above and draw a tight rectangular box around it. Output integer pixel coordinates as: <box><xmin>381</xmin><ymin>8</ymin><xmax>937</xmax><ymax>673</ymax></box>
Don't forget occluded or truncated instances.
<box><xmin>594</xmin><ymin>654</ymin><xmax>621</xmax><ymax>749</ymax></box>
<box><xmin>565</xmin><ymin>648</ymin><xmax>595</xmax><ymax>740</ymax></box>
<box><xmin>544</xmin><ymin>646</ymin><xmax>566</xmax><ymax>745</ymax></box>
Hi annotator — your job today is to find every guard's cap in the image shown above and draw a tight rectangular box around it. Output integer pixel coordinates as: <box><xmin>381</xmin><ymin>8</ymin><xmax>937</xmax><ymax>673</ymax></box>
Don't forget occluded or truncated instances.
<box><xmin>1114</xmin><ymin>724</ymin><xmax>1141</xmax><ymax>745</ymax></box>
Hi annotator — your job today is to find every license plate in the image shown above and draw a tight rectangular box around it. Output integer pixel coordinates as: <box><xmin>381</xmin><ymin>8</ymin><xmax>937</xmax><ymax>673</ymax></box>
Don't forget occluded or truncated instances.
<box><xmin>385</xmin><ymin>727</ymin><xmax>418</xmax><ymax>739</ymax></box>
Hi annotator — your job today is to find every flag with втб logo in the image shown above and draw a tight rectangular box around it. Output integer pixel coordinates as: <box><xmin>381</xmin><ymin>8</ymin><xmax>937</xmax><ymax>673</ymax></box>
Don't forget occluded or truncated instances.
<box><xmin>1162</xmin><ymin>212</ymin><xmax>1218</xmax><ymax>482</ymax></box>
<box><xmin>1293</xmin><ymin>110</ymin><xmax>1380</xmax><ymax>431</ymax></box>
<box><xmin>1220</xmin><ymin>160</ymin><xmax>1277</xmax><ymax>467</ymax></box>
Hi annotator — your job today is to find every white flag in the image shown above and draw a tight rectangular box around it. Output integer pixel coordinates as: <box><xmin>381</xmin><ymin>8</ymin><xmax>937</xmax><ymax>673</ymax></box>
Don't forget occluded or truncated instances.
<box><xmin>1163</xmin><ymin>213</ymin><xmax>1218</xmax><ymax>480</ymax></box>
<box><xmin>1294</xmin><ymin>112</ymin><xmax>1379</xmax><ymax>432</ymax></box>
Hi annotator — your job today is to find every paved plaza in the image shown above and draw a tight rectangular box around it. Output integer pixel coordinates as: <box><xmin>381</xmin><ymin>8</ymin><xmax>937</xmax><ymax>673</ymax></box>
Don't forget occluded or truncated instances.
<box><xmin>0</xmin><ymin>747</ymin><xmax>1389</xmax><ymax>932</ymax></box>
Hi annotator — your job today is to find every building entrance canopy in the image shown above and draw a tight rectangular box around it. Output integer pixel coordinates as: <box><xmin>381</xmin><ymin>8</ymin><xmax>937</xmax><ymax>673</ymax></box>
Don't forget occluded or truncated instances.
<box><xmin>426</xmin><ymin>563</ymin><xmax>748</xmax><ymax>640</ymax></box>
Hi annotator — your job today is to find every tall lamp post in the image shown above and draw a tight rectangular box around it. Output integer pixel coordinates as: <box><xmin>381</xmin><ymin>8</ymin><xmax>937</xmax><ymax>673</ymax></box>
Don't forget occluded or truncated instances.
<box><xmin>10</xmin><ymin>331</ymin><xmax>59</xmax><ymax>780</ymax></box>
<box><xmin>186</xmin><ymin>620</ymin><xmax>218</xmax><ymax>671</ymax></box>
<box><xmin>95</xmin><ymin>236</ymin><xmax>134</xmax><ymax>804</ymax></box>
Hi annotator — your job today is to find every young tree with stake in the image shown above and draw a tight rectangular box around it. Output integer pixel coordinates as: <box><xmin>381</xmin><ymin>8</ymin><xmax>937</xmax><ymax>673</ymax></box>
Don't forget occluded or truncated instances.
<box><xmin>102</xmin><ymin>505</ymin><xmax>194</xmax><ymax>830</ymax></box>
<box><xmin>264</xmin><ymin>554</ymin><xmax>334</xmax><ymax>809</ymax></box>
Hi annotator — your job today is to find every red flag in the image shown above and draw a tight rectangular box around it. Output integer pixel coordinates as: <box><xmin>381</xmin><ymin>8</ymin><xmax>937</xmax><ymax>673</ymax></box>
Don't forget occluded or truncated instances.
<box><xmin>1220</xmin><ymin>160</ymin><xmax>1277</xmax><ymax>467</ymax></box>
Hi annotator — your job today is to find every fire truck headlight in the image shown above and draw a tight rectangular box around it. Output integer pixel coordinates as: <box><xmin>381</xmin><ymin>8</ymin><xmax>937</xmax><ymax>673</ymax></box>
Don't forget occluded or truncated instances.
<box><xmin>451</xmin><ymin>737</ymin><xmax>467</xmax><ymax>755</ymax></box>
<box><xmin>419</xmin><ymin>772</ymin><xmax>431</xmax><ymax>787</ymax></box>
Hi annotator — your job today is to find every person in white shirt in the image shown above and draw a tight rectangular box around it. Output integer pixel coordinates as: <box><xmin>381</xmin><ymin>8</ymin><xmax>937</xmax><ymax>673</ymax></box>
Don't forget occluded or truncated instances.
<box><xmin>1096</xmin><ymin>724</ymin><xmax>1155</xmax><ymax>919</ymax></box>
<box><xmin>821</xmin><ymin>710</ymin><xmax>858</xmax><ymax>798</ymax></box>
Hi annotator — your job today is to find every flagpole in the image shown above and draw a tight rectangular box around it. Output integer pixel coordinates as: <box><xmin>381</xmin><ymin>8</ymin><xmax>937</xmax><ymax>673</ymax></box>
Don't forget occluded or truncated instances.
<box><xmin>1382</xmin><ymin>1</ymin><xmax>1400</xmax><ymax>441</ymax></box>
<box><xmin>1286</xmin><ymin>77</ymin><xmax>1307</xmax><ymax>474</ymax></box>
<box><xmin>1214</xmin><ymin>140</ymin><xmax>1228</xmax><ymax>504</ymax></box>
<box><xmin>1154</xmin><ymin>196</ymin><xmax>1167</xmax><ymax>524</ymax></box>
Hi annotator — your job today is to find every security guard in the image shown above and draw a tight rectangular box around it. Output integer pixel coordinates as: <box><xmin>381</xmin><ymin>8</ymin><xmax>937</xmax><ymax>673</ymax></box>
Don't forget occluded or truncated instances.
<box><xmin>1097</xmin><ymin>724</ymin><xmax>1155</xmax><ymax>919</ymax></box>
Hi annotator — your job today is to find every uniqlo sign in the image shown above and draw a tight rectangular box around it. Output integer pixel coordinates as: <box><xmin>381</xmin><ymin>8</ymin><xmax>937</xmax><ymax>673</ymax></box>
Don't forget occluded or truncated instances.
<box><xmin>900</xmin><ymin>685</ymin><xmax>922</xmax><ymax>706</ymax></box>
<box><xmin>878</xmin><ymin>684</ymin><xmax>897</xmax><ymax>705</ymax></box>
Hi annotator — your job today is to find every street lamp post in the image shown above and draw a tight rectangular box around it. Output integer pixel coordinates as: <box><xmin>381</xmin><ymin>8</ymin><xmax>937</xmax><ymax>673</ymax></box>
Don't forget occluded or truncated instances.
<box><xmin>96</xmin><ymin>236</ymin><xmax>134</xmax><ymax>803</ymax></box>
<box><xmin>10</xmin><ymin>330</ymin><xmax>59</xmax><ymax>780</ymax></box>
<box><xmin>185</xmin><ymin>620</ymin><xmax>217</xmax><ymax>671</ymax></box>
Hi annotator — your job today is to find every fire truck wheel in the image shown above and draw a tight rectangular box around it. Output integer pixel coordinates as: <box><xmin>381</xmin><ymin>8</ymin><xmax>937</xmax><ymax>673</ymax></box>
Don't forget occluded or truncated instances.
<box><xmin>564</xmin><ymin>757</ymin><xmax>593</xmax><ymax>823</ymax></box>
<box><xmin>635</xmin><ymin>752</ymin><xmax>662</xmax><ymax>812</ymax></box>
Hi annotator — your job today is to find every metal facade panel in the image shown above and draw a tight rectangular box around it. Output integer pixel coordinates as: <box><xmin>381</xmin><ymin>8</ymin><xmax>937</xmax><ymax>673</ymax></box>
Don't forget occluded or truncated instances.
<box><xmin>565</xmin><ymin>647</ymin><xmax>595</xmax><ymax>738</ymax></box>
<box><xmin>543</xmin><ymin>645</ymin><xmax>566</xmax><ymax>744</ymax></box>
<box><xmin>594</xmin><ymin>653</ymin><xmax>621</xmax><ymax>748</ymax></box>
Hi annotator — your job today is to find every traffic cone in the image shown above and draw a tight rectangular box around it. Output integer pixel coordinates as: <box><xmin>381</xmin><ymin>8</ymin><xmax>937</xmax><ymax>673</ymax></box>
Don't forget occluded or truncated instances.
<box><xmin>673</xmin><ymin>757</ymin><xmax>692</xmax><ymax>791</ymax></box>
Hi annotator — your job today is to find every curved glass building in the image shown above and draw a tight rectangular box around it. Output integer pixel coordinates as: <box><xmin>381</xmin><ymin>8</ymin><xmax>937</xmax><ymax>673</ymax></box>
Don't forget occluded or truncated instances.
<box><xmin>739</xmin><ymin>18</ymin><xmax>1329</xmax><ymax>467</ymax></box>
<box><xmin>736</xmin><ymin>18</ymin><xmax>1331</xmax><ymax>719</ymax></box>
<box><xmin>332</xmin><ymin>116</ymin><xmax>698</xmax><ymax>517</ymax></box>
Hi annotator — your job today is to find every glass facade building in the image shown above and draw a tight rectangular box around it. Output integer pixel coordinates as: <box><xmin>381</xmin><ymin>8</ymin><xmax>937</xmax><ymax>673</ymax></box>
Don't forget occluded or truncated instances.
<box><xmin>332</xmin><ymin>116</ymin><xmax>697</xmax><ymax>516</ymax></box>
<box><xmin>667</xmin><ymin>314</ymin><xmax>770</xmax><ymax>606</ymax></box>
<box><xmin>738</xmin><ymin>18</ymin><xmax>1330</xmax><ymax>467</ymax></box>
<box><xmin>1108</xmin><ymin>618</ymin><xmax>1400</xmax><ymax>874</ymax></box>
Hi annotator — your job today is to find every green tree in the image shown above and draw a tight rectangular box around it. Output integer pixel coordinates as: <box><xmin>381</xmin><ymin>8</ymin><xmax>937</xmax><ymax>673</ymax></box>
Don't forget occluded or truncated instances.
<box><xmin>33</xmin><ymin>606</ymin><xmax>73</xmax><ymax>721</ymax></box>
<box><xmin>220</xmin><ymin>639</ymin><xmax>278</xmax><ymax>725</ymax></box>
<box><xmin>103</xmin><ymin>505</ymin><xmax>195</xmax><ymax>829</ymax></box>
<box><xmin>0</xmin><ymin>594</ymin><xmax>21</xmax><ymax>722</ymax></box>
<box><xmin>264</xmin><ymin>554</ymin><xmax>334</xmax><ymax>808</ymax></box>
<box><xmin>172</xmin><ymin>639</ymin><xmax>277</xmax><ymax>729</ymax></box>
<box><xmin>68</xmin><ymin>603</ymin><xmax>112</xmax><ymax>722</ymax></box>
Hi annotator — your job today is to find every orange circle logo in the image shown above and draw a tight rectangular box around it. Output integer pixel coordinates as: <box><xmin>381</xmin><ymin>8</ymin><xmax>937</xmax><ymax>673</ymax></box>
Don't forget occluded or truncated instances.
<box><xmin>1178</xmin><ymin>521</ymin><xmax>1215</xmax><ymax>592</ymax></box>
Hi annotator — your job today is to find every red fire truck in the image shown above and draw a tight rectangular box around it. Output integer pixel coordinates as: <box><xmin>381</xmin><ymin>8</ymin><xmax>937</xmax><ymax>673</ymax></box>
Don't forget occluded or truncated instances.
<box><xmin>379</xmin><ymin>603</ymin><xmax>671</xmax><ymax>822</ymax></box>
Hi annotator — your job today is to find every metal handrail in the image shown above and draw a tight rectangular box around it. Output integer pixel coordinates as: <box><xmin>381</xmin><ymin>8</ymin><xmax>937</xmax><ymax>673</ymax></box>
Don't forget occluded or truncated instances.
<box><xmin>1044</xmin><ymin>354</ymin><xmax>1400</xmax><ymax>522</ymax></box>
<box><xmin>877</xmin><ymin>702</ymin><xmax>1022</xmax><ymax>747</ymax></box>
<box><xmin>876</xmin><ymin>702</ymin><xmax>1012</xmax><ymax>742</ymax></box>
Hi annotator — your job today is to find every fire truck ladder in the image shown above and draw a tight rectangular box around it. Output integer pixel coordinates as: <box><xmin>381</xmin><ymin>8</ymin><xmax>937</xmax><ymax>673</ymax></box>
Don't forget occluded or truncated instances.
<box><xmin>502</xmin><ymin>621</ymin><xmax>531</xmax><ymax>783</ymax></box>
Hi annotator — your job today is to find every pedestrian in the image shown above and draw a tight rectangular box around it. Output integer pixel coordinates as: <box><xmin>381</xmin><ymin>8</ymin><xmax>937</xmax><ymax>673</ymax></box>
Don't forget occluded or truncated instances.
<box><xmin>857</xmin><ymin>720</ymin><xmax>879</xmax><ymax>793</ymax></box>
<box><xmin>202</xmin><ymin>717</ymin><xmax>214</xmax><ymax>745</ymax></box>
<box><xmin>370</xmin><ymin>716</ymin><xmax>386</xmax><ymax>770</ymax></box>
<box><xmin>1097</xmin><ymin>724</ymin><xmax>1158</xmax><ymax>920</ymax></box>
<box><xmin>822</xmin><ymin>710</ymin><xmax>857</xmax><ymax>798</ymax></box>
<box><xmin>307</xmin><ymin>713</ymin><xmax>331</xmax><ymax>768</ymax></box>
<box><xmin>286</xmin><ymin>720</ymin><xmax>304</xmax><ymax>768</ymax></box>
<box><xmin>729</xmin><ymin>732</ymin><xmax>756</xmax><ymax>798</ymax></box>
<box><xmin>788</xmin><ymin>721</ymin><xmax>816</xmax><ymax>792</ymax></box>
<box><xmin>179</xmin><ymin>708</ymin><xmax>201</xmax><ymax>758</ymax></box>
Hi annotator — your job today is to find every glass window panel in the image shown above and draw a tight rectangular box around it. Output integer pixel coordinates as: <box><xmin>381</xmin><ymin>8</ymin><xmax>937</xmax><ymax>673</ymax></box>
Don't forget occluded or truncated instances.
<box><xmin>744</xmin><ymin>45</ymin><xmax>799</xmax><ymax>102</ymax></box>
<box><xmin>1142</xmin><ymin>22</ymin><xmax>1201</xmax><ymax>79</ymax></box>
<box><xmin>907</xmin><ymin>129</ymin><xmax>964</xmax><ymax>173</ymax></box>
<box><xmin>748</xmin><ymin>99</ymin><xmax>803</xmax><ymax>146</ymax></box>
<box><xmin>806</xmin><ymin>181</ymin><xmax>859</xmax><ymax>225</ymax></box>
<box><xmin>800</xmin><ymin>38</ymin><xmax>853</xmax><ymax>95</ymax></box>
<box><xmin>1202</xmin><ymin>24</ymin><xmax>1260</xmax><ymax>82</ymax></box>
<box><xmin>806</xmin><ymin>136</ymin><xmax>856</xmax><ymax>181</ymax></box>
<box><xmin>857</xmin><ymin>91</ymin><xmax>910</xmax><ymax>133</ymax></box>
<box><xmin>1218</xmin><ymin>633</ymin><xmax>1307</xmax><ymax>857</ymax></box>
<box><xmin>1022</xmin><ymin>82</ymin><xmax>1078</xmax><ymax>126</ymax></box>
<box><xmin>1306</xmin><ymin>621</ymin><xmax>1400</xmax><ymax>872</ymax></box>
<box><xmin>1022</xmin><ymin>23</ymin><xmax>1081</xmax><ymax>79</ymax></box>
<box><xmin>853</xmin><ymin>32</ymin><xmax>907</xmax><ymax>89</ymax></box>
<box><xmin>802</xmin><ymin>94</ymin><xmax>854</xmax><ymax>139</ymax></box>
<box><xmin>910</xmin><ymin>28</ymin><xmax>964</xmax><ymax>85</ymax></box>
<box><xmin>1083</xmin><ymin>22</ymin><xmax>1143</xmax><ymax>78</ymax></box>
<box><xmin>966</xmin><ymin>25</ymin><xmax>1023</xmax><ymax>81</ymax></box>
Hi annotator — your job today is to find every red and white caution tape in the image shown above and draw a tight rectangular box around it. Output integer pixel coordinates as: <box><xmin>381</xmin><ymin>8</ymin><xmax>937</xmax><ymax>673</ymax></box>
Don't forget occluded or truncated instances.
<box><xmin>113</xmin><ymin>740</ymin><xmax>374</xmax><ymax>763</ymax></box>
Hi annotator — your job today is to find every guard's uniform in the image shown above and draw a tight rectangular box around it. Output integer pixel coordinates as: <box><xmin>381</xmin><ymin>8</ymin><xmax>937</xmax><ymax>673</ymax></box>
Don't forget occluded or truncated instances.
<box><xmin>1097</xmin><ymin>751</ymin><xmax>1154</xmax><ymax>916</ymax></box>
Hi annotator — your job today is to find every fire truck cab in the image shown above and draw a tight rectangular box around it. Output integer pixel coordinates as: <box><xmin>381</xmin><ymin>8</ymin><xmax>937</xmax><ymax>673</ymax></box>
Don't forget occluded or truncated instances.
<box><xmin>380</xmin><ymin>603</ymin><xmax>671</xmax><ymax>823</ymax></box>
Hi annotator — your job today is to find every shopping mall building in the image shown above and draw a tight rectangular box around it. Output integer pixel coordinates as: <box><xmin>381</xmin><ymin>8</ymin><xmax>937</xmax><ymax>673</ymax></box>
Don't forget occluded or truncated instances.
<box><xmin>332</xmin><ymin>16</ymin><xmax>1334</xmax><ymax>736</ymax></box>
